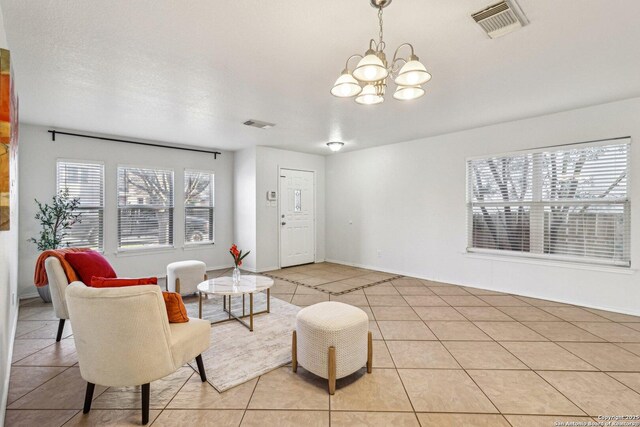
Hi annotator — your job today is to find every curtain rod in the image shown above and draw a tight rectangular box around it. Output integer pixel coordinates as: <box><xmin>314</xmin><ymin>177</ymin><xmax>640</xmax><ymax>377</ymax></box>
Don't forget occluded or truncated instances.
<box><xmin>48</xmin><ymin>130</ymin><xmax>222</xmax><ymax>158</ymax></box>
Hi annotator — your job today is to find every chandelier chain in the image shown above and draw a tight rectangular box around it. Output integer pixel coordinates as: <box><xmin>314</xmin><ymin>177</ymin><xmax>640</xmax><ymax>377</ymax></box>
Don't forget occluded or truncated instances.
<box><xmin>378</xmin><ymin>7</ymin><xmax>384</xmax><ymax>48</ymax></box>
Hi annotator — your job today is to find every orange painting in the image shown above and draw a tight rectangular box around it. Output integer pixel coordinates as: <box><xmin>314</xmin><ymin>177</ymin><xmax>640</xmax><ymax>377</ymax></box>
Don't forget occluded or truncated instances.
<box><xmin>0</xmin><ymin>48</ymin><xmax>18</xmax><ymax>231</ymax></box>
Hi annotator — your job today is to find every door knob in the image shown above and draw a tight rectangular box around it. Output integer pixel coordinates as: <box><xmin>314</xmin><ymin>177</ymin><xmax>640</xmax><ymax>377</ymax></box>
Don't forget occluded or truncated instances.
<box><xmin>281</xmin><ymin>221</ymin><xmax>286</xmax><ymax>226</ymax></box>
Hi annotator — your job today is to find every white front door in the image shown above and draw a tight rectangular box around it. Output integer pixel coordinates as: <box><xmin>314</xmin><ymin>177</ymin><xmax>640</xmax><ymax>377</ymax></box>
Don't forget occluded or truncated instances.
<box><xmin>280</xmin><ymin>169</ymin><xmax>315</xmax><ymax>268</ymax></box>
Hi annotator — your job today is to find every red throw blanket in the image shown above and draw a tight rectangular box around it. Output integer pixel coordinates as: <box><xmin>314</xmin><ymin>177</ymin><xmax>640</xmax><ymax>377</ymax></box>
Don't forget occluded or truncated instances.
<box><xmin>33</xmin><ymin>247</ymin><xmax>91</xmax><ymax>287</ymax></box>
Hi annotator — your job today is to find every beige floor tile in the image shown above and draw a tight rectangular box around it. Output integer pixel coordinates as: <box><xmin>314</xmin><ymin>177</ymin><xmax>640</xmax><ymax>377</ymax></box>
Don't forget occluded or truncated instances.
<box><xmin>441</xmin><ymin>295</ymin><xmax>488</xmax><ymax>306</ymax></box>
<box><xmin>426</xmin><ymin>321</ymin><xmax>492</xmax><ymax>341</ymax></box>
<box><xmin>64</xmin><ymin>409</ymin><xmax>162</xmax><ymax>426</ymax></box>
<box><xmin>618</xmin><ymin>343</ymin><xmax>640</xmax><ymax>356</ymax></box>
<box><xmin>372</xmin><ymin>340</ymin><xmax>395</xmax><ymax>368</ymax></box>
<box><xmin>332</xmin><ymin>411</ymin><xmax>419</xmax><ymax>427</ymax></box>
<box><xmin>417</xmin><ymin>413</ymin><xmax>510</xmax><ymax>426</ymax></box>
<box><xmin>371</xmin><ymin>306</ymin><xmax>419</xmax><ymax>321</ymax></box>
<box><xmin>454</xmin><ymin>307</ymin><xmax>514</xmax><ymax>321</ymax></box>
<box><xmin>474</xmin><ymin>321</ymin><xmax>547</xmax><ymax>341</ymax></box>
<box><xmin>13</xmin><ymin>338</ymin><xmax>78</xmax><ymax>367</ymax></box>
<box><xmin>444</xmin><ymin>341</ymin><xmax>527</xmax><ymax>369</ymax></box>
<box><xmin>399</xmin><ymin>369</ymin><xmax>497</xmax><ymax>413</ymax></box>
<box><xmin>539</xmin><ymin>371</ymin><xmax>640</xmax><ymax>416</ymax></box>
<box><xmin>293</xmin><ymin>285</ymin><xmax>327</xmax><ymax>295</ymax></box>
<box><xmin>515</xmin><ymin>296</ymin><xmax>570</xmax><ymax>307</ymax></box>
<box><xmin>479</xmin><ymin>295</ymin><xmax>531</xmax><ymax>306</ymax></box>
<box><xmin>496</xmin><ymin>306</ymin><xmax>562</xmax><ymax>322</ymax></box>
<box><xmin>167</xmin><ymin>375</ymin><xmax>257</xmax><ymax>409</ymax></box>
<box><xmin>18</xmin><ymin>306</ymin><xmax>59</xmax><ymax>321</ymax></box>
<box><xmin>153</xmin><ymin>409</ymin><xmax>244</xmax><ymax>426</ymax></box>
<box><xmin>3</xmin><ymin>409</ymin><xmax>78</xmax><ymax>427</ymax></box>
<box><xmin>331</xmin><ymin>368</ymin><xmax>413</xmax><ymax>411</ymax></box>
<box><xmin>7</xmin><ymin>366</ymin><xmax>67</xmax><ymax>405</ymax></box>
<box><xmin>523</xmin><ymin>322</ymin><xmax>604</xmax><ymax>342</ymax></box>
<box><xmin>585</xmin><ymin>308</ymin><xmax>640</xmax><ymax>322</ymax></box>
<box><xmin>11</xmin><ymin>339</ymin><xmax>56</xmax><ymax>363</ymax></box>
<box><xmin>541</xmin><ymin>307</ymin><xmax>611</xmax><ymax>322</ymax></box>
<box><xmin>505</xmin><ymin>415</ymin><xmax>595</xmax><ymax>427</ymax></box>
<box><xmin>624</xmin><ymin>322</ymin><xmax>640</xmax><ymax>332</ymax></box>
<box><xmin>401</xmin><ymin>295</ymin><xmax>448</xmax><ymax>307</ymax></box>
<box><xmin>291</xmin><ymin>294</ymin><xmax>330</xmax><ymax>306</ymax></box>
<box><xmin>92</xmin><ymin>367</ymin><xmax>192</xmax><ymax>409</ymax></box>
<box><xmin>241</xmin><ymin>410</ymin><xmax>329</xmax><ymax>427</ymax></box>
<box><xmin>386</xmin><ymin>341</ymin><xmax>460</xmax><ymax>368</ymax></box>
<box><xmin>248</xmin><ymin>367</ymin><xmax>329</xmax><ymax>410</ymax></box>
<box><xmin>377</xmin><ymin>321</ymin><xmax>436</xmax><ymax>340</ymax></box>
<box><xmin>366</xmin><ymin>295</ymin><xmax>409</xmax><ymax>306</ymax></box>
<box><xmin>391</xmin><ymin>278</ymin><xmax>426</xmax><ymax>287</ymax></box>
<box><xmin>16</xmin><ymin>320</ymin><xmax>73</xmax><ymax>340</ymax></box>
<box><xmin>469</xmin><ymin>370</ymin><xmax>584</xmax><ymax>415</ymax></box>
<box><xmin>8</xmin><ymin>367</ymin><xmax>107</xmax><ymax>410</ymax></box>
<box><xmin>608</xmin><ymin>372</ymin><xmax>640</xmax><ymax>393</ymax></box>
<box><xmin>395</xmin><ymin>287</ymin><xmax>434</xmax><ymax>296</ymax></box>
<box><xmin>271</xmin><ymin>281</ymin><xmax>297</xmax><ymax>293</ymax></box>
<box><xmin>329</xmin><ymin>294</ymin><xmax>369</xmax><ymax>306</ymax></box>
<box><xmin>501</xmin><ymin>342</ymin><xmax>597</xmax><ymax>371</ymax></box>
<box><xmin>364</xmin><ymin>285</ymin><xmax>400</xmax><ymax>296</ymax></box>
<box><xmin>572</xmin><ymin>322</ymin><xmax>640</xmax><ymax>342</ymax></box>
<box><xmin>462</xmin><ymin>287</ymin><xmax>508</xmax><ymax>296</ymax></box>
<box><xmin>272</xmin><ymin>294</ymin><xmax>293</xmax><ymax>303</ymax></box>
<box><xmin>412</xmin><ymin>306</ymin><xmax>466</xmax><ymax>321</ymax></box>
<box><xmin>298</xmin><ymin>277</ymin><xmax>333</xmax><ymax>287</ymax></box>
<box><xmin>558</xmin><ymin>342</ymin><xmax>640</xmax><ymax>371</ymax></box>
<box><xmin>316</xmin><ymin>282</ymin><xmax>358</xmax><ymax>294</ymax></box>
<box><xmin>429</xmin><ymin>286</ymin><xmax>470</xmax><ymax>296</ymax></box>
<box><xmin>14</xmin><ymin>320</ymin><xmax>55</xmax><ymax>338</ymax></box>
<box><xmin>369</xmin><ymin>321</ymin><xmax>382</xmax><ymax>340</ymax></box>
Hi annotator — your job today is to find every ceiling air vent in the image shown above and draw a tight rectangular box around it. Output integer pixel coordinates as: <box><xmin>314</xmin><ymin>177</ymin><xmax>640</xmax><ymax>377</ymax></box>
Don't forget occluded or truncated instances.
<box><xmin>472</xmin><ymin>0</ymin><xmax>528</xmax><ymax>39</ymax></box>
<box><xmin>243</xmin><ymin>119</ymin><xmax>275</xmax><ymax>129</ymax></box>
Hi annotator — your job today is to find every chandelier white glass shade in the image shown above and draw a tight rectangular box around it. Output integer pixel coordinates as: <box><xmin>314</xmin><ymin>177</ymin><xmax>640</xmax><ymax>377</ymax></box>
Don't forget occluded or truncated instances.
<box><xmin>331</xmin><ymin>0</ymin><xmax>431</xmax><ymax>104</ymax></box>
<box><xmin>327</xmin><ymin>141</ymin><xmax>345</xmax><ymax>152</ymax></box>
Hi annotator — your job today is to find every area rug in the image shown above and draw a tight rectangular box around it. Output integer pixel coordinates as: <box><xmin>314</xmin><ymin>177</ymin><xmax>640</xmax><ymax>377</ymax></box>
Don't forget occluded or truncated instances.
<box><xmin>183</xmin><ymin>294</ymin><xmax>300</xmax><ymax>392</ymax></box>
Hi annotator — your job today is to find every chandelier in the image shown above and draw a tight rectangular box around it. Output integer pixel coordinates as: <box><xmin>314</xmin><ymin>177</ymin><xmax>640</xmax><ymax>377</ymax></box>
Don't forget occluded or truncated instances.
<box><xmin>331</xmin><ymin>0</ymin><xmax>431</xmax><ymax>105</ymax></box>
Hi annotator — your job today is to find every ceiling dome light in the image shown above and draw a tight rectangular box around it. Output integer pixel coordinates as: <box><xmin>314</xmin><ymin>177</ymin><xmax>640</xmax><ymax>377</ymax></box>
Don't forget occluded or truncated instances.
<box><xmin>327</xmin><ymin>141</ymin><xmax>345</xmax><ymax>152</ymax></box>
<box><xmin>394</xmin><ymin>57</ymin><xmax>431</xmax><ymax>86</ymax></box>
<box><xmin>393</xmin><ymin>85</ymin><xmax>425</xmax><ymax>101</ymax></box>
<box><xmin>355</xmin><ymin>84</ymin><xmax>384</xmax><ymax>105</ymax></box>
<box><xmin>331</xmin><ymin>70</ymin><xmax>362</xmax><ymax>98</ymax></box>
<box><xmin>353</xmin><ymin>50</ymin><xmax>389</xmax><ymax>82</ymax></box>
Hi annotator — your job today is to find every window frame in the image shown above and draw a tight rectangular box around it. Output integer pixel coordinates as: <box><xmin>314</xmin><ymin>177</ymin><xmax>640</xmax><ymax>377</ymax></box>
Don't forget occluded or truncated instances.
<box><xmin>56</xmin><ymin>159</ymin><xmax>105</xmax><ymax>251</ymax></box>
<box><xmin>466</xmin><ymin>137</ymin><xmax>631</xmax><ymax>268</ymax></box>
<box><xmin>116</xmin><ymin>164</ymin><xmax>175</xmax><ymax>252</ymax></box>
<box><xmin>183</xmin><ymin>169</ymin><xmax>215</xmax><ymax>247</ymax></box>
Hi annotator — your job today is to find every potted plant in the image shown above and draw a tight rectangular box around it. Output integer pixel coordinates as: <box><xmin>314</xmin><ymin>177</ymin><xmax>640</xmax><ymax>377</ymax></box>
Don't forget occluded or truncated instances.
<box><xmin>29</xmin><ymin>189</ymin><xmax>81</xmax><ymax>302</ymax></box>
<box><xmin>229</xmin><ymin>244</ymin><xmax>250</xmax><ymax>283</ymax></box>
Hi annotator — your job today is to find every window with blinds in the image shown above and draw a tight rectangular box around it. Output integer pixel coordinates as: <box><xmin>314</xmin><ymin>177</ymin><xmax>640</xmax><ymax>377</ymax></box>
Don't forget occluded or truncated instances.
<box><xmin>184</xmin><ymin>170</ymin><xmax>214</xmax><ymax>244</ymax></box>
<box><xmin>117</xmin><ymin>166</ymin><xmax>174</xmax><ymax>249</ymax></box>
<box><xmin>56</xmin><ymin>160</ymin><xmax>105</xmax><ymax>250</ymax></box>
<box><xmin>467</xmin><ymin>139</ymin><xmax>630</xmax><ymax>267</ymax></box>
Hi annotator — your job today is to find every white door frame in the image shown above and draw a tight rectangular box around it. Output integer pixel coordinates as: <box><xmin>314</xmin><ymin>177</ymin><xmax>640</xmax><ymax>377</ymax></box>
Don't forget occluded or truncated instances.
<box><xmin>278</xmin><ymin>167</ymin><xmax>317</xmax><ymax>269</ymax></box>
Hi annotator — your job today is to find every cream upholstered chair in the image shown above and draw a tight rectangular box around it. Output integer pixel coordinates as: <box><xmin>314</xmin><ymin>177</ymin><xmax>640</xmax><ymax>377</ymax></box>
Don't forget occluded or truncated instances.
<box><xmin>293</xmin><ymin>301</ymin><xmax>372</xmax><ymax>394</ymax></box>
<box><xmin>166</xmin><ymin>260</ymin><xmax>207</xmax><ymax>295</ymax></box>
<box><xmin>44</xmin><ymin>257</ymin><xmax>72</xmax><ymax>342</ymax></box>
<box><xmin>66</xmin><ymin>282</ymin><xmax>211</xmax><ymax>425</ymax></box>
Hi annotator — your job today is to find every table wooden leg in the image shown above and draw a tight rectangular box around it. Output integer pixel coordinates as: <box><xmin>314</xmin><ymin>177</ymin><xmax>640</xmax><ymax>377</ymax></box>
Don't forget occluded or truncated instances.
<box><xmin>328</xmin><ymin>346</ymin><xmax>336</xmax><ymax>395</ymax></box>
<box><xmin>198</xmin><ymin>292</ymin><xmax>202</xmax><ymax>319</ymax></box>
<box><xmin>249</xmin><ymin>293</ymin><xmax>254</xmax><ymax>331</ymax></box>
<box><xmin>292</xmin><ymin>330</ymin><xmax>297</xmax><ymax>373</ymax></box>
<box><xmin>228</xmin><ymin>296</ymin><xmax>232</xmax><ymax>320</ymax></box>
<box><xmin>267</xmin><ymin>288</ymin><xmax>270</xmax><ymax>313</ymax></box>
<box><xmin>243</xmin><ymin>294</ymin><xmax>245</xmax><ymax>317</ymax></box>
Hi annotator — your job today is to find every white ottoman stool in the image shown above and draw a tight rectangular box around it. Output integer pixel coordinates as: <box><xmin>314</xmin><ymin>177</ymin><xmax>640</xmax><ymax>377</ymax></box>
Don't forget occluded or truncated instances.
<box><xmin>292</xmin><ymin>301</ymin><xmax>372</xmax><ymax>394</ymax></box>
<box><xmin>166</xmin><ymin>260</ymin><xmax>207</xmax><ymax>295</ymax></box>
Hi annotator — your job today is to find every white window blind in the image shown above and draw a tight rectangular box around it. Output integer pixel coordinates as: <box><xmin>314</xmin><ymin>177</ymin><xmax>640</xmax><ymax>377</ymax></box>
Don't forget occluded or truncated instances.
<box><xmin>184</xmin><ymin>170</ymin><xmax>214</xmax><ymax>244</ymax></box>
<box><xmin>56</xmin><ymin>160</ymin><xmax>104</xmax><ymax>250</ymax></box>
<box><xmin>467</xmin><ymin>139</ymin><xmax>630</xmax><ymax>267</ymax></box>
<box><xmin>117</xmin><ymin>166</ymin><xmax>174</xmax><ymax>249</ymax></box>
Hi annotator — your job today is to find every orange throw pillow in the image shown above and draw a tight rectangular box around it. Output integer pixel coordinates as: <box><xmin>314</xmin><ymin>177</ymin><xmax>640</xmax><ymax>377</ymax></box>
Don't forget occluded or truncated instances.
<box><xmin>162</xmin><ymin>292</ymin><xmax>189</xmax><ymax>323</ymax></box>
<box><xmin>91</xmin><ymin>277</ymin><xmax>158</xmax><ymax>288</ymax></box>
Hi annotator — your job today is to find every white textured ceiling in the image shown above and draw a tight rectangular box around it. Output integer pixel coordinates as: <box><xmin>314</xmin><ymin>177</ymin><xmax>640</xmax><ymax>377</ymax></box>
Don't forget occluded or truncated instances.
<box><xmin>2</xmin><ymin>0</ymin><xmax>640</xmax><ymax>154</ymax></box>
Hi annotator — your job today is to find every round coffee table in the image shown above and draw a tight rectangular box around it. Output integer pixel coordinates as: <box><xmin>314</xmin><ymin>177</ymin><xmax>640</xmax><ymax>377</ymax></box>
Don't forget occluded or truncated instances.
<box><xmin>197</xmin><ymin>275</ymin><xmax>274</xmax><ymax>331</ymax></box>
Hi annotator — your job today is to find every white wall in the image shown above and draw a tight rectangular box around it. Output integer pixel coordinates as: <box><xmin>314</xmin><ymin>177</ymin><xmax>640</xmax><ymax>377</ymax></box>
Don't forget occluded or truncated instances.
<box><xmin>326</xmin><ymin>97</ymin><xmax>640</xmax><ymax>316</ymax></box>
<box><xmin>233</xmin><ymin>147</ymin><xmax>257</xmax><ymax>271</ymax></box>
<box><xmin>18</xmin><ymin>124</ymin><xmax>234</xmax><ymax>297</ymax></box>
<box><xmin>255</xmin><ymin>146</ymin><xmax>325</xmax><ymax>271</ymax></box>
<box><xmin>0</xmin><ymin>6</ymin><xmax>18</xmax><ymax>425</ymax></box>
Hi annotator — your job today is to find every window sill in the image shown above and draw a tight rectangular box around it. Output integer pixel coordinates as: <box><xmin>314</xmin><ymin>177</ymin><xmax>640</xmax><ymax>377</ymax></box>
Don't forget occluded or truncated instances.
<box><xmin>115</xmin><ymin>246</ymin><xmax>176</xmax><ymax>257</ymax></box>
<box><xmin>464</xmin><ymin>251</ymin><xmax>635</xmax><ymax>275</ymax></box>
<box><xmin>183</xmin><ymin>242</ymin><xmax>215</xmax><ymax>250</ymax></box>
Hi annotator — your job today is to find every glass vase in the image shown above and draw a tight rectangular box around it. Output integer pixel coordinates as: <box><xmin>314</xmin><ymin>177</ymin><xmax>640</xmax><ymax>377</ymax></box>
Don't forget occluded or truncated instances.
<box><xmin>232</xmin><ymin>266</ymin><xmax>241</xmax><ymax>283</ymax></box>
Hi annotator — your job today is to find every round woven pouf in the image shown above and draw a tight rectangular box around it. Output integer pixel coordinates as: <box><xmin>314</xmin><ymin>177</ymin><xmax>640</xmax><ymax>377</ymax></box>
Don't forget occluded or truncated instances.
<box><xmin>292</xmin><ymin>301</ymin><xmax>371</xmax><ymax>394</ymax></box>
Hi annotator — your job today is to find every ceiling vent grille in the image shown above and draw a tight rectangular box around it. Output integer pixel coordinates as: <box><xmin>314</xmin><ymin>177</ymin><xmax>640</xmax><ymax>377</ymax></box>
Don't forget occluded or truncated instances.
<box><xmin>472</xmin><ymin>0</ymin><xmax>528</xmax><ymax>39</ymax></box>
<box><xmin>243</xmin><ymin>119</ymin><xmax>275</xmax><ymax>129</ymax></box>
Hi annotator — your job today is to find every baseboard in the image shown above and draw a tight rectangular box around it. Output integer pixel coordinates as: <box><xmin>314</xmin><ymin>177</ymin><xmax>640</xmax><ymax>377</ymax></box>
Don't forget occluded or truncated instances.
<box><xmin>325</xmin><ymin>258</ymin><xmax>640</xmax><ymax>317</ymax></box>
<box><xmin>1</xmin><ymin>302</ymin><xmax>19</xmax><ymax>426</ymax></box>
<box><xmin>19</xmin><ymin>291</ymin><xmax>39</xmax><ymax>300</ymax></box>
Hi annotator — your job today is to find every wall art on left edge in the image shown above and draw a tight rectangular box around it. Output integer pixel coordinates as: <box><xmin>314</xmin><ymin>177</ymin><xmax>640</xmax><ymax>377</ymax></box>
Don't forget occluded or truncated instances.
<box><xmin>0</xmin><ymin>48</ymin><xmax>18</xmax><ymax>231</ymax></box>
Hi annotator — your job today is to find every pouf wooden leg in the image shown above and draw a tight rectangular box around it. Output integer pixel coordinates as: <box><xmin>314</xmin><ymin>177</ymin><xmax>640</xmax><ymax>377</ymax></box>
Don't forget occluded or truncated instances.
<box><xmin>292</xmin><ymin>330</ymin><xmax>298</xmax><ymax>373</ymax></box>
<box><xmin>328</xmin><ymin>346</ymin><xmax>336</xmax><ymax>395</ymax></box>
<box><xmin>367</xmin><ymin>331</ymin><xmax>373</xmax><ymax>373</ymax></box>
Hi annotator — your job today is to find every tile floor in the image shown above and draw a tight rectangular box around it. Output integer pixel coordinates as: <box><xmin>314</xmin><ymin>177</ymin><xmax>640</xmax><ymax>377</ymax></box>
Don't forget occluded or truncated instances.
<box><xmin>6</xmin><ymin>262</ymin><xmax>640</xmax><ymax>426</ymax></box>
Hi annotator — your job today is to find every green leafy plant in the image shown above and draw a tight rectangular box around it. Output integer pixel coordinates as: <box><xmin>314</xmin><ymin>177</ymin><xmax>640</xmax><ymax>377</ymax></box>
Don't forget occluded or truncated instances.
<box><xmin>29</xmin><ymin>189</ymin><xmax>82</xmax><ymax>251</ymax></box>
